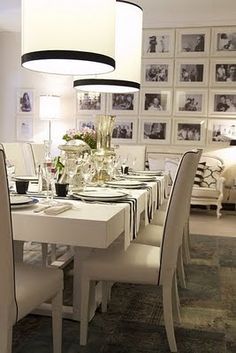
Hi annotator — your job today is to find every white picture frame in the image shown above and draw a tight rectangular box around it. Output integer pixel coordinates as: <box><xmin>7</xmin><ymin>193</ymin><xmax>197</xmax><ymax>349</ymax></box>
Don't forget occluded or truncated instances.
<box><xmin>210</xmin><ymin>59</ymin><xmax>236</xmax><ymax>86</ymax></box>
<box><xmin>175</xmin><ymin>58</ymin><xmax>209</xmax><ymax>87</ymax></box>
<box><xmin>142</xmin><ymin>29</ymin><xmax>175</xmax><ymax>58</ymax></box>
<box><xmin>209</xmin><ymin>89</ymin><xmax>236</xmax><ymax>117</ymax></box>
<box><xmin>107</xmin><ymin>92</ymin><xmax>139</xmax><ymax>115</ymax></box>
<box><xmin>173</xmin><ymin>118</ymin><xmax>206</xmax><ymax>146</ymax></box>
<box><xmin>76</xmin><ymin>116</ymin><xmax>96</xmax><ymax>131</ymax></box>
<box><xmin>139</xmin><ymin>117</ymin><xmax>171</xmax><ymax>144</ymax></box>
<box><xmin>16</xmin><ymin>117</ymin><xmax>33</xmax><ymax>142</ymax></box>
<box><xmin>76</xmin><ymin>91</ymin><xmax>106</xmax><ymax>115</ymax></box>
<box><xmin>16</xmin><ymin>89</ymin><xmax>34</xmax><ymax>114</ymax></box>
<box><xmin>175</xmin><ymin>27</ymin><xmax>210</xmax><ymax>57</ymax></box>
<box><xmin>174</xmin><ymin>89</ymin><xmax>207</xmax><ymax>116</ymax></box>
<box><xmin>207</xmin><ymin>118</ymin><xmax>236</xmax><ymax>145</ymax></box>
<box><xmin>111</xmin><ymin>117</ymin><xmax>137</xmax><ymax>144</ymax></box>
<box><xmin>140</xmin><ymin>88</ymin><xmax>172</xmax><ymax>116</ymax></box>
<box><xmin>142</xmin><ymin>58</ymin><xmax>174</xmax><ymax>87</ymax></box>
<box><xmin>211</xmin><ymin>27</ymin><xmax>236</xmax><ymax>56</ymax></box>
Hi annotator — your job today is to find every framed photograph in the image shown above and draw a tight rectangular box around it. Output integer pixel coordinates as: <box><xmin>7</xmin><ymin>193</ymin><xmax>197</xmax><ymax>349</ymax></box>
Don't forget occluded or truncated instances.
<box><xmin>140</xmin><ymin>89</ymin><xmax>172</xmax><ymax>116</ymax></box>
<box><xmin>76</xmin><ymin>91</ymin><xmax>106</xmax><ymax>115</ymax></box>
<box><xmin>174</xmin><ymin>89</ymin><xmax>207</xmax><ymax>116</ymax></box>
<box><xmin>142</xmin><ymin>29</ymin><xmax>175</xmax><ymax>58</ymax></box>
<box><xmin>16</xmin><ymin>117</ymin><xmax>33</xmax><ymax>141</ymax></box>
<box><xmin>76</xmin><ymin>117</ymin><xmax>96</xmax><ymax>131</ymax></box>
<box><xmin>173</xmin><ymin>118</ymin><xmax>206</xmax><ymax>145</ymax></box>
<box><xmin>16</xmin><ymin>89</ymin><xmax>34</xmax><ymax>114</ymax></box>
<box><xmin>210</xmin><ymin>59</ymin><xmax>236</xmax><ymax>86</ymax></box>
<box><xmin>175</xmin><ymin>59</ymin><xmax>209</xmax><ymax>87</ymax></box>
<box><xmin>207</xmin><ymin>119</ymin><xmax>236</xmax><ymax>144</ymax></box>
<box><xmin>108</xmin><ymin>92</ymin><xmax>139</xmax><ymax>115</ymax></box>
<box><xmin>211</xmin><ymin>27</ymin><xmax>236</xmax><ymax>56</ymax></box>
<box><xmin>176</xmin><ymin>27</ymin><xmax>210</xmax><ymax>57</ymax></box>
<box><xmin>209</xmin><ymin>90</ymin><xmax>236</xmax><ymax>117</ymax></box>
<box><xmin>111</xmin><ymin>117</ymin><xmax>137</xmax><ymax>144</ymax></box>
<box><xmin>142</xmin><ymin>59</ymin><xmax>174</xmax><ymax>87</ymax></box>
<box><xmin>139</xmin><ymin>117</ymin><xmax>171</xmax><ymax>144</ymax></box>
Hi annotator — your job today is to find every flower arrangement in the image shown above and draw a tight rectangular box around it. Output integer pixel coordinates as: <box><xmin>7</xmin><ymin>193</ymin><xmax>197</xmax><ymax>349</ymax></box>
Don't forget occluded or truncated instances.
<box><xmin>62</xmin><ymin>127</ymin><xmax>97</xmax><ymax>149</ymax></box>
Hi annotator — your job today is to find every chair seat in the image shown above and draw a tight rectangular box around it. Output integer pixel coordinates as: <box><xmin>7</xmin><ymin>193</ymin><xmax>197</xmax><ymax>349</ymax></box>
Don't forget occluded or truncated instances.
<box><xmin>192</xmin><ymin>187</ymin><xmax>219</xmax><ymax>198</ymax></box>
<box><xmin>134</xmin><ymin>224</ymin><xmax>163</xmax><ymax>247</ymax></box>
<box><xmin>82</xmin><ymin>243</ymin><xmax>160</xmax><ymax>285</ymax></box>
<box><xmin>15</xmin><ymin>263</ymin><xmax>63</xmax><ymax>321</ymax></box>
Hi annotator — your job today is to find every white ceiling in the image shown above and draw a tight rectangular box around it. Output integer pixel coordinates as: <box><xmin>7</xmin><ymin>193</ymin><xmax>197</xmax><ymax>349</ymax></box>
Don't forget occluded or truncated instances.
<box><xmin>0</xmin><ymin>0</ymin><xmax>236</xmax><ymax>32</ymax></box>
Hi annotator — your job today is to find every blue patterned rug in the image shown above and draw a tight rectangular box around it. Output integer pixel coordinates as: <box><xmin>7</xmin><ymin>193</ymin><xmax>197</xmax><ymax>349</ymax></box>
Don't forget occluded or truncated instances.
<box><xmin>13</xmin><ymin>235</ymin><xmax>236</xmax><ymax>353</ymax></box>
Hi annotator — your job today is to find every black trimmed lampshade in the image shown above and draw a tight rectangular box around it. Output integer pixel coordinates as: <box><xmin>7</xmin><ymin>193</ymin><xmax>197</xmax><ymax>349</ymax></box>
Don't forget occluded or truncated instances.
<box><xmin>73</xmin><ymin>1</ymin><xmax>143</xmax><ymax>93</ymax></box>
<box><xmin>21</xmin><ymin>0</ymin><xmax>116</xmax><ymax>75</ymax></box>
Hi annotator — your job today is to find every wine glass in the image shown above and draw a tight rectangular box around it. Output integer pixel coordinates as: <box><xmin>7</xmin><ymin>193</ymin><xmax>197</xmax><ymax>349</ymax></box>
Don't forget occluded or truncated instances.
<box><xmin>66</xmin><ymin>158</ymin><xmax>78</xmax><ymax>195</ymax></box>
<box><xmin>41</xmin><ymin>162</ymin><xmax>57</xmax><ymax>204</ymax></box>
<box><xmin>81</xmin><ymin>161</ymin><xmax>96</xmax><ymax>189</ymax></box>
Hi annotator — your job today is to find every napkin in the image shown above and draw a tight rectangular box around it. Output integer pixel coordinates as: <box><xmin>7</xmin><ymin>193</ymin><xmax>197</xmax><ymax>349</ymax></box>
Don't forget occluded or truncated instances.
<box><xmin>44</xmin><ymin>203</ymin><xmax>73</xmax><ymax>215</ymax></box>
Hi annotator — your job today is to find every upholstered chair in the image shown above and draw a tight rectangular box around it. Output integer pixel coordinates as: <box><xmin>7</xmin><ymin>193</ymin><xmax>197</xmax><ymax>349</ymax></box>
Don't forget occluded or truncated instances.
<box><xmin>0</xmin><ymin>148</ymin><xmax>63</xmax><ymax>353</ymax></box>
<box><xmin>79</xmin><ymin>150</ymin><xmax>201</xmax><ymax>352</ymax></box>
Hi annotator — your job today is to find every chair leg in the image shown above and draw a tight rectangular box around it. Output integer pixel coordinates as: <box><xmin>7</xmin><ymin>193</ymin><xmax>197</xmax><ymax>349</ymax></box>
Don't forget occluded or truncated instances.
<box><xmin>101</xmin><ymin>281</ymin><xmax>108</xmax><ymax>313</ymax></box>
<box><xmin>80</xmin><ymin>277</ymin><xmax>91</xmax><ymax>346</ymax></box>
<box><xmin>0</xmin><ymin>308</ymin><xmax>13</xmax><ymax>353</ymax></box>
<box><xmin>177</xmin><ymin>247</ymin><xmax>186</xmax><ymax>288</ymax></box>
<box><xmin>172</xmin><ymin>272</ymin><xmax>181</xmax><ymax>324</ymax></box>
<box><xmin>51</xmin><ymin>289</ymin><xmax>63</xmax><ymax>353</ymax></box>
<box><xmin>163</xmin><ymin>283</ymin><xmax>177</xmax><ymax>353</ymax></box>
<box><xmin>41</xmin><ymin>243</ymin><xmax>48</xmax><ymax>266</ymax></box>
<box><xmin>51</xmin><ymin>244</ymin><xmax>57</xmax><ymax>263</ymax></box>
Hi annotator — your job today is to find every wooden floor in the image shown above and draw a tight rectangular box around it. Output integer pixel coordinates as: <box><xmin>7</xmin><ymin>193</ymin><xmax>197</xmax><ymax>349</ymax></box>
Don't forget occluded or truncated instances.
<box><xmin>190</xmin><ymin>208</ymin><xmax>236</xmax><ymax>238</ymax></box>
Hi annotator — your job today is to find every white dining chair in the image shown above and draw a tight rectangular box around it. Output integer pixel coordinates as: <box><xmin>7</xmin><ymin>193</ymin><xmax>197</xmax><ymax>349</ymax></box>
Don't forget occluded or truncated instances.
<box><xmin>79</xmin><ymin>149</ymin><xmax>201</xmax><ymax>352</ymax></box>
<box><xmin>0</xmin><ymin>148</ymin><xmax>63</xmax><ymax>353</ymax></box>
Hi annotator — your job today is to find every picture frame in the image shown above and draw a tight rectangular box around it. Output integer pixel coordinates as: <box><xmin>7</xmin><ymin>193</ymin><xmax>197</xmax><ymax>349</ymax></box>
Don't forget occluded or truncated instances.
<box><xmin>76</xmin><ymin>116</ymin><xmax>96</xmax><ymax>131</ymax></box>
<box><xmin>142</xmin><ymin>58</ymin><xmax>174</xmax><ymax>87</ymax></box>
<box><xmin>209</xmin><ymin>90</ymin><xmax>236</xmax><ymax>117</ymax></box>
<box><xmin>175</xmin><ymin>27</ymin><xmax>210</xmax><ymax>57</ymax></box>
<box><xmin>173</xmin><ymin>118</ymin><xmax>206</xmax><ymax>146</ymax></box>
<box><xmin>174</xmin><ymin>89</ymin><xmax>207</xmax><ymax>116</ymax></box>
<box><xmin>16</xmin><ymin>117</ymin><xmax>33</xmax><ymax>142</ymax></box>
<box><xmin>210</xmin><ymin>59</ymin><xmax>236</xmax><ymax>86</ymax></box>
<box><xmin>139</xmin><ymin>117</ymin><xmax>171</xmax><ymax>144</ymax></box>
<box><xmin>211</xmin><ymin>27</ymin><xmax>236</xmax><ymax>56</ymax></box>
<box><xmin>142</xmin><ymin>29</ymin><xmax>175</xmax><ymax>58</ymax></box>
<box><xmin>16</xmin><ymin>89</ymin><xmax>34</xmax><ymax>114</ymax></box>
<box><xmin>140</xmin><ymin>88</ymin><xmax>172</xmax><ymax>116</ymax></box>
<box><xmin>108</xmin><ymin>92</ymin><xmax>139</xmax><ymax>115</ymax></box>
<box><xmin>111</xmin><ymin>117</ymin><xmax>137</xmax><ymax>144</ymax></box>
<box><xmin>207</xmin><ymin>119</ymin><xmax>236</xmax><ymax>145</ymax></box>
<box><xmin>76</xmin><ymin>91</ymin><xmax>106</xmax><ymax>115</ymax></box>
<box><xmin>175</xmin><ymin>58</ymin><xmax>209</xmax><ymax>87</ymax></box>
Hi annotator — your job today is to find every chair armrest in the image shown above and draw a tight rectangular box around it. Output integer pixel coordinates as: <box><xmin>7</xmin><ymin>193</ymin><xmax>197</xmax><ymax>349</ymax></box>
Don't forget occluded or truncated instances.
<box><xmin>216</xmin><ymin>176</ymin><xmax>225</xmax><ymax>193</ymax></box>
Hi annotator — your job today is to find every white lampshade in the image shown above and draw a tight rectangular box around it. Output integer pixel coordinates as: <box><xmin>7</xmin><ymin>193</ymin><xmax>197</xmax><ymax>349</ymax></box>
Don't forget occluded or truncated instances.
<box><xmin>39</xmin><ymin>95</ymin><xmax>61</xmax><ymax>120</ymax></box>
<box><xmin>21</xmin><ymin>0</ymin><xmax>116</xmax><ymax>75</ymax></box>
<box><xmin>73</xmin><ymin>1</ymin><xmax>143</xmax><ymax>93</ymax></box>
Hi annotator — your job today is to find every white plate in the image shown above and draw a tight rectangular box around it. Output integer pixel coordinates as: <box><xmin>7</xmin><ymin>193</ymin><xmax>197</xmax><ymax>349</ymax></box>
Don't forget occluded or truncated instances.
<box><xmin>14</xmin><ymin>176</ymin><xmax>38</xmax><ymax>182</ymax></box>
<box><xmin>105</xmin><ymin>180</ymin><xmax>146</xmax><ymax>188</ymax></box>
<box><xmin>10</xmin><ymin>195</ymin><xmax>33</xmax><ymax>205</ymax></box>
<box><xmin>73</xmin><ymin>188</ymin><xmax>128</xmax><ymax>201</ymax></box>
<box><xmin>122</xmin><ymin>175</ymin><xmax>157</xmax><ymax>182</ymax></box>
<box><xmin>11</xmin><ymin>198</ymin><xmax>39</xmax><ymax>209</ymax></box>
<box><xmin>132</xmin><ymin>170</ymin><xmax>163</xmax><ymax>176</ymax></box>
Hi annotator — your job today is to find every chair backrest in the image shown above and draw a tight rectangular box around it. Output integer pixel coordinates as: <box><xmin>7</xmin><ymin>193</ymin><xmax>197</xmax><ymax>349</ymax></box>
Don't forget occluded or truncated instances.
<box><xmin>0</xmin><ymin>148</ymin><xmax>17</xmax><ymax>323</ymax></box>
<box><xmin>29</xmin><ymin>143</ymin><xmax>46</xmax><ymax>170</ymax></box>
<box><xmin>115</xmin><ymin>145</ymin><xmax>146</xmax><ymax>170</ymax></box>
<box><xmin>158</xmin><ymin>149</ymin><xmax>202</xmax><ymax>285</ymax></box>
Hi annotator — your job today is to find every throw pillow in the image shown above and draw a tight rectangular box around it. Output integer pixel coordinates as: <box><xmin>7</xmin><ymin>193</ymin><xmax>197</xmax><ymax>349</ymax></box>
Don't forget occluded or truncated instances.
<box><xmin>193</xmin><ymin>162</ymin><xmax>206</xmax><ymax>187</ymax></box>
<box><xmin>201</xmin><ymin>165</ymin><xmax>223</xmax><ymax>188</ymax></box>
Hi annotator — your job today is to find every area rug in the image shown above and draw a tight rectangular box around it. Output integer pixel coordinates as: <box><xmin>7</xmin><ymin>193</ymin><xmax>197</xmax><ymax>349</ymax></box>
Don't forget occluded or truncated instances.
<box><xmin>12</xmin><ymin>235</ymin><xmax>236</xmax><ymax>353</ymax></box>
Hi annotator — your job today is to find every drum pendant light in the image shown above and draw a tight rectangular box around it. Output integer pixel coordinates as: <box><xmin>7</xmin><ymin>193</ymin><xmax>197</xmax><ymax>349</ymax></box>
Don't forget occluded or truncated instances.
<box><xmin>73</xmin><ymin>1</ymin><xmax>143</xmax><ymax>93</ymax></box>
<box><xmin>21</xmin><ymin>0</ymin><xmax>116</xmax><ymax>75</ymax></box>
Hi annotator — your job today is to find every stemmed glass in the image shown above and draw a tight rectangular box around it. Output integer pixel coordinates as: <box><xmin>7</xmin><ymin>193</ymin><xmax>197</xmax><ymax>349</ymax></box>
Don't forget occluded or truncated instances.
<box><xmin>41</xmin><ymin>161</ymin><xmax>57</xmax><ymax>204</ymax></box>
<box><xmin>66</xmin><ymin>158</ymin><xmax>78</xmax><ymax>195</ymax></box>
<box><xmin>81</xmin><ymin>160</ymin><xmax>96</xmax><ymax>190</ymax></box>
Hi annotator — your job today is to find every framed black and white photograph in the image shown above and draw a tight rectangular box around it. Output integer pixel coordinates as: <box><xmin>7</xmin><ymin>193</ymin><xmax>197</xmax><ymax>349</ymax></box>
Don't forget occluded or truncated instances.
<box><xmin>175</xmin><ymin>59</ymin><xmax>209</xmax><ymax>87</ymax></box>
<box><xmin>139</xmin><ymin>117</ymin><xmax>171</xmax><ymax>144</ymax></box>
<box><xmin>142</xmin><ymin>29</ymin><xmax>175</xmax><ymax>58</ymax></box>
<box><xmin>140</xmin><ymin>89</ymin><xmax>172</xmax><ymax>116</ymax></box>
<box><xmin>209</xmin><ymin>90</ymin><xmax>236</xmax><ymax>117</ymax></box>
<box><xmin>142</xmin><ymin>59</ymin><xmax>174</xmax><ymax>87</ymax></box>
<box><xmin>76</xmin><ymin>117</ymin><xmax>96</xmax><ymax>131</ymax></box>
<box><xmin>111</xmin><ymin>117</ymin><xmax>137</xmax><ymax>144</ymax></box>
<box><xmin>16</xmin><ymin>89</ymin><xmax>34</xmax><ymax>114</ymax></box>
<box><xmin>76</xmin><ymin>91</ymin><xmax>106</xmax><ymax>115</ymax></box>
<box><xmin>108</xmin><ymin>92</ymin><xmax>138</xmax><ymax>115</ymax></box>
<box><xmin>176</xmin><ymin>28</ymin><xmax>210</xmax><ymax>57</ymax></box>
<box><xmin>174</xmin><ymin>89</ymin><xmax>207</xmax><ymax>116</ymax></box>
<box><xmin>173</xmin><ymin>118</ymin><xmax>206</xmax><ymax>145</ymax></box>
<box><xmin>16</xmin><ymin>117</ymin><xmax>33</xmax><ymax>141</ymax></box>
<box><xmin>211</xmin><ymin>27</ymin><xmax>236</xmax><ymax>56</ymax></box>
<box><xmin>207</xmin><ymin>119</ymin><xmax>236</xmax><ymax>144</ymax></box>
<box><xmin>210</xmin><ymin>59</ymin><xmax>236</xmax><ymax>86</ymax></box>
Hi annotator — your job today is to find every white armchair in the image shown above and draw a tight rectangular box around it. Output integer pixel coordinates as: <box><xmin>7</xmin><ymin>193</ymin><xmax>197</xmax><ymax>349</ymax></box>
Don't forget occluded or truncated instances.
<box><xmin>191</xmin><ymin>155</ymin><xmax>225</xmax><ymax>218</ymax></box>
